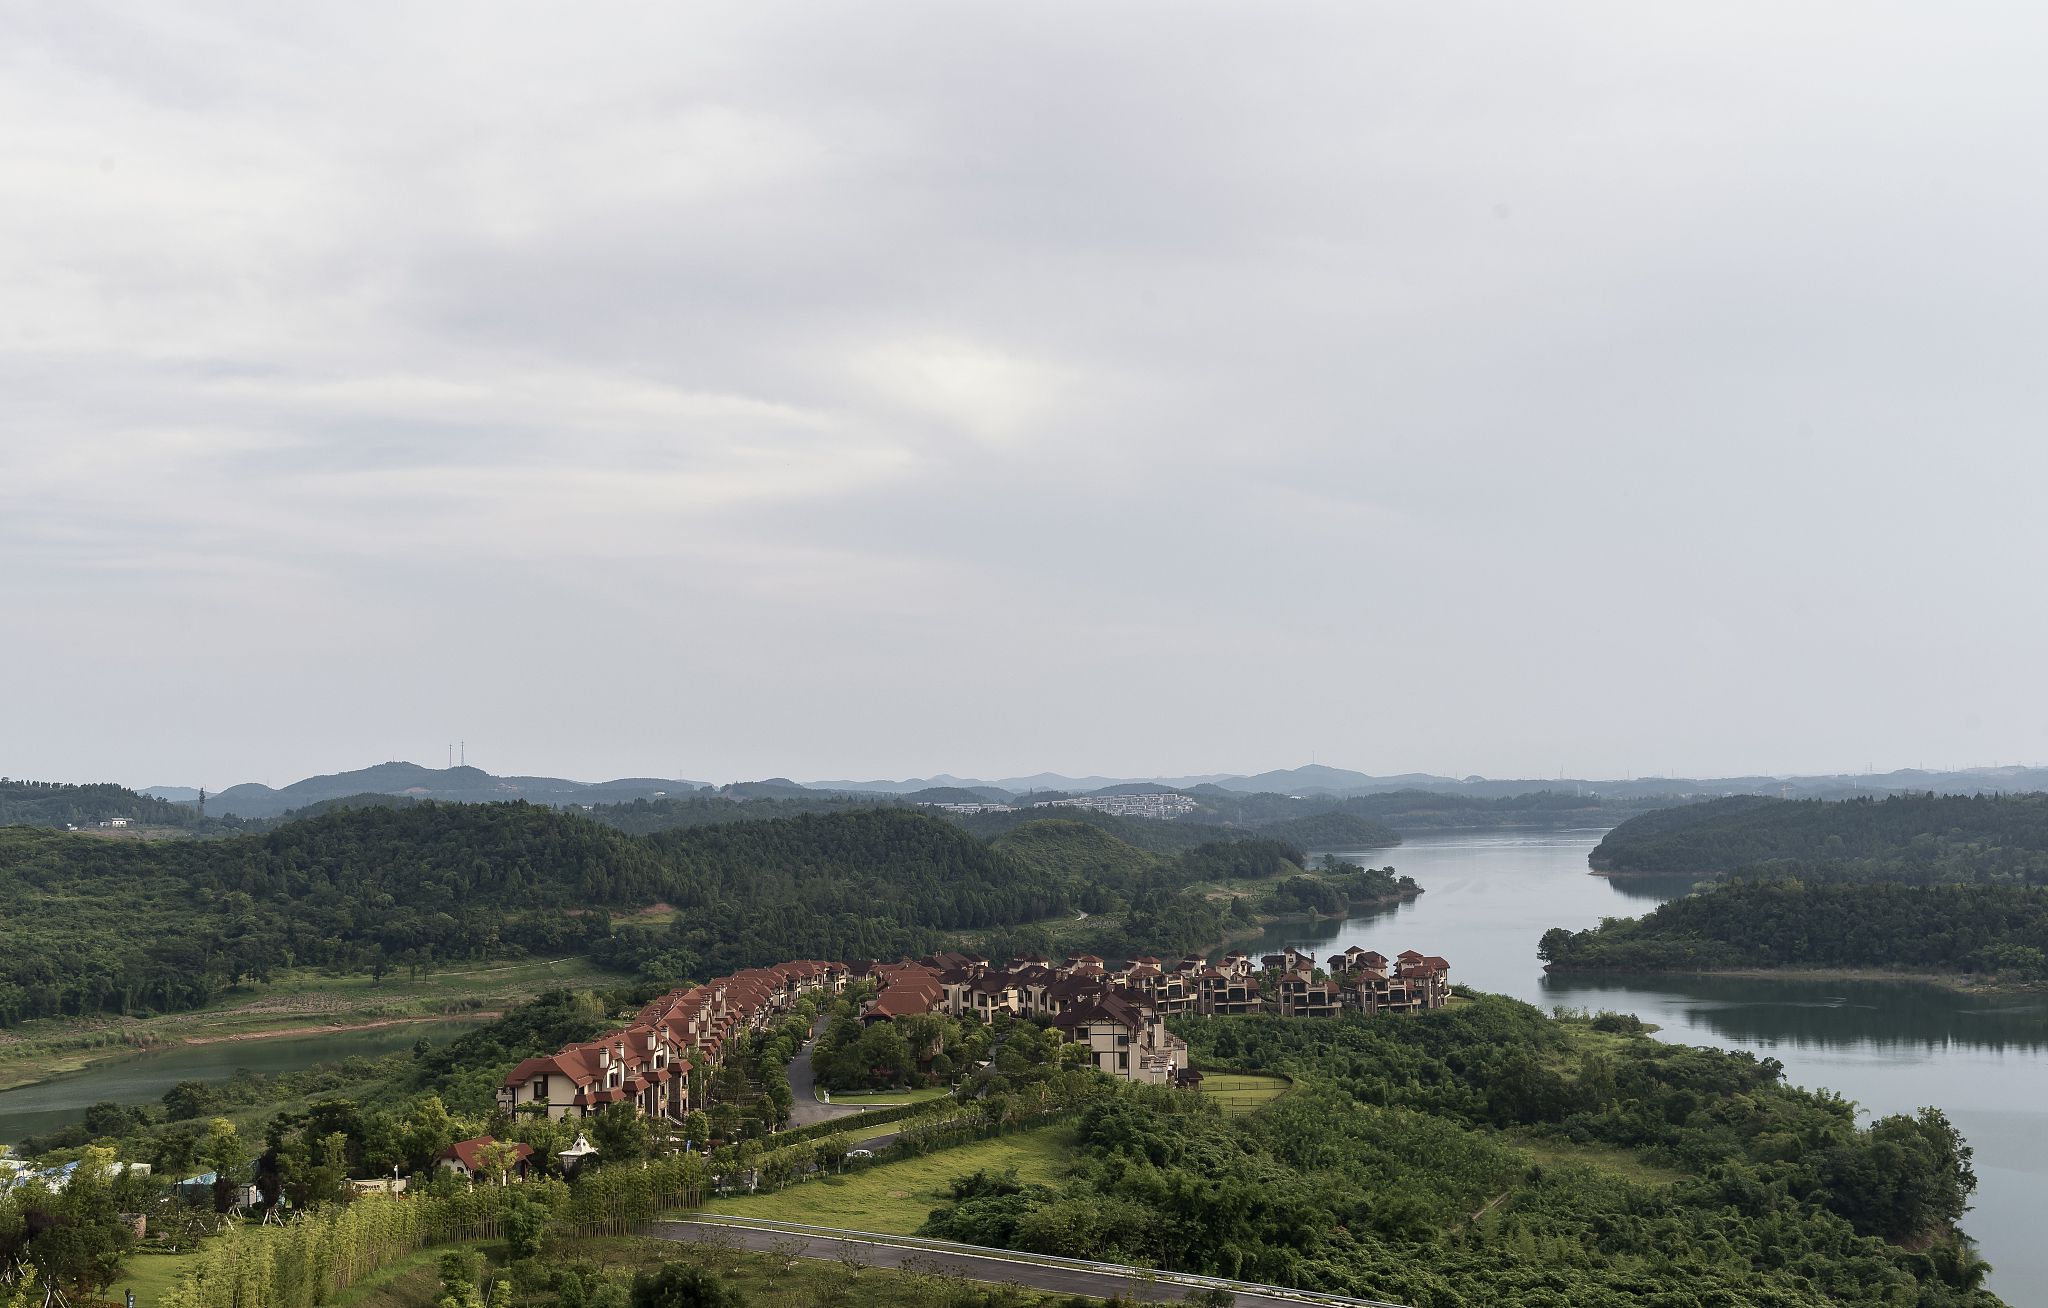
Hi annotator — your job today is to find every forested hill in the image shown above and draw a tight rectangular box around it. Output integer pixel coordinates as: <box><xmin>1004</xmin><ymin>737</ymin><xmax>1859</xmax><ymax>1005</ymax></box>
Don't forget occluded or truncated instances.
<box><xmin>0</xmin><ymin>778</ymin><xmax>197</xmax><ymax>829</ymax></box>
<box><xmin>0</xmin><ymin>802</ymin><xmax>668</xmax><ymax>1025</ymax></box>
<box><xmin>1541</xmin><ymin>880</ymin><xmax>2048</xmax><ymax>983</ymax></box>
<box><xmin>3</xmin><ymin>801</ymin><xmax>1327</xmax><ymax>1027</ymax></box>
<box><xmin>584</xmin><ymin>792</ymin><xmax>892</xmax><ymax>835</ymax></box>
<box><xmin>1590</xmin><ymin>792</ymin><xmax>2048</xmax><ymax>884</ymax></box>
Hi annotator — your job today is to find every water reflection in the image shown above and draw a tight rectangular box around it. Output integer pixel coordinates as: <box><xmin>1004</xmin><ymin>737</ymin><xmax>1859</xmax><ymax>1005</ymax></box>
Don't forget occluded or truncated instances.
<box><xmin>1240</xmin><ymin>830</ymin><xmax>2048</xmax><ymax>1302</ymax></box>
<box><xmin>1541</xmin><ymin>974</ymin><xmax>2048</xmax><ymax>1053</ymax></box>
<box><xmin>0</xmin><ymin>1019</ymin><xmax>485</xmax><ymax>1141</ymax></box>
<box><xmin>1600</xmin><ymin>873</ymin><xmax>1704</xmax><ymax>903</ymax></box>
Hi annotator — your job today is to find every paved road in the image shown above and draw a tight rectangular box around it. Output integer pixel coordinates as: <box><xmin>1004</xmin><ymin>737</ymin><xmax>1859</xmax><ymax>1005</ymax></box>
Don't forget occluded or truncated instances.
<box><xmin>785</xmin><ymin>1022</ymin><xmax>869</xmax><ymax>1129</ymax></box>
<box><xmin>648</xmin><ymin>1217</ymin><xmax>1410</xmax><ymax>1308</ymax></box>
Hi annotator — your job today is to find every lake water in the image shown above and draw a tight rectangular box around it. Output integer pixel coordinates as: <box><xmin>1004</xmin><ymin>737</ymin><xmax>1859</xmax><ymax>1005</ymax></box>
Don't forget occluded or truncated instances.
<box><xmin>1238</xmin><ymin>829</ymin><xmax>2048</xmax><ymax>1305</ymax></box>
<box><xmin>0</xmin><ymin>1019</ymin><xmax>485</xmax><ymax>1142</ymax></box>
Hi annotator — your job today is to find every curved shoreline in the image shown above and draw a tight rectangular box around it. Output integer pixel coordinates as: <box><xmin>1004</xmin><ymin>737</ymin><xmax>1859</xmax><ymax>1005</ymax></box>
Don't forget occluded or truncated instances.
<box><xmin>179</xmin><ymin>1011</ymin><xmax>501</xmax><ymax>1046</ymax></box>
<box><xmin>0</xmin><ymin>1013</ymin><xmax>496</xmax><ymax>1098</ymax></box>
<box><xmin>1542</xmin><ymin>963</ymin><xmax>2041</xmax><ymax>994</ymax></box>
<box><xmin>1586</xmin><ymin>865</ymin><xmax>1729</xmax><ymax>879</ymax></box>
<box><xmin>1204</xmin><ymin>884</ymin><xmax>1423</xmax><ymax>954</ymax></box>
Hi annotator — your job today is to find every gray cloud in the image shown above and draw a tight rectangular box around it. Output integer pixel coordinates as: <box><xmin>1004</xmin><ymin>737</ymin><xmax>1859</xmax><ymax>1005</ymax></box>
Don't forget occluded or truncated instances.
<box><xmin>6</xmin><ymin>2</ymin><xmax>2048</xmax><ymax>787</ymax></box>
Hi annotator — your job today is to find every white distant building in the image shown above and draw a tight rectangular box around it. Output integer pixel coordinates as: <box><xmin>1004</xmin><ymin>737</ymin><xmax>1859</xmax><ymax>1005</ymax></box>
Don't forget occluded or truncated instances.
<box><xmin>930</xmin><ymin>802</ymin><xmax>1015</xmax><ymax>814</ymax></box>
<box><xmin>1032</xmin><ymin>793</ymin><xmax>1201</xmax><ymax>820</ymax></box>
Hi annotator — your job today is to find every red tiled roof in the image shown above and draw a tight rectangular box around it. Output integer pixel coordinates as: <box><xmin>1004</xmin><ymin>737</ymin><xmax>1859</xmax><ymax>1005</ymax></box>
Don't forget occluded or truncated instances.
<box><xmin>438</xmin><ymin>1137</ymin><xmax>535</xmax><ymax>1172</ymax></box>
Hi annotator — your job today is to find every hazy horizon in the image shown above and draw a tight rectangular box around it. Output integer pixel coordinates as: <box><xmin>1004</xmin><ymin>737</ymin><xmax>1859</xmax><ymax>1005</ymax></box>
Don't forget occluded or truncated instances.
<box><xmin>85</xmin><ymin>751</ymin><xmax>2048</xmax><ymax>796</ymax></box>
<box><xmin>8</xmin><ymin>5</ymin><xmax>2047</xmax><ymax>787</ymax></box>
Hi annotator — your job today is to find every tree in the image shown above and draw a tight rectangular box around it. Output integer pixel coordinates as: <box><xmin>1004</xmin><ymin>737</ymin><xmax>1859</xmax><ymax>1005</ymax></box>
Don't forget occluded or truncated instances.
<box><xmin>401</xmin><ymin>1095</ymin><xmax>467</xmax><ymax>1171</ymax></box>
<box><xmin>1</xmin><ymin>1263</ymin><xmax>37</xmax><ymax>1308</ymax></box>
<box><xmin>475</xmin><ymin>1139</ymin><xmax>522</xmax><ymax>1186</ymax></box>
<box><xmin>504</xmin><ymin>1192</ymin><xmax>548</xmax><ymax>1259</ymax></box>
<box><xmin>199</xmin><ymin>1117</ymin><xmax>248</xmax><ymax>1214</ymax></box>
<box><xmin>437</xmin><ymin>1247</ymin><xmax>487</xmax><ymax>1308</ymax></box>
<box><xmin>163</xmin><ymin>1079</ymin><xmax>220</xmax><ymax>1122</ymax></box>
<box><xmin>590</xmin><ymin>1102</ymin><xmax>651</xmax><ymax>1164</ymax></box>
<box><xmin>629</xmin><ymin>1263</ymin><xmax>747</xmax><ymax>1308</ymax></box>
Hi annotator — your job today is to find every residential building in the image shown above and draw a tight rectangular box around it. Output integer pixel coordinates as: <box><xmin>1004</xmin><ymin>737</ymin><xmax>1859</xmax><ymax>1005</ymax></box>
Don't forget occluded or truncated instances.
<box><xmin>437</xmin><ymin>1137</ymin><xmax>535</xmax><ymax>1183</ymax></box>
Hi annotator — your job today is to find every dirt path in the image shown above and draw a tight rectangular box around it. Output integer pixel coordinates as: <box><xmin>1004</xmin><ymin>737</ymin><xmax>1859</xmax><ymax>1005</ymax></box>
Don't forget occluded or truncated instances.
<box><xmin>179</xmin><ymin>1012</ymin><xmax>500</xmax><ymax>1046</ymax></box>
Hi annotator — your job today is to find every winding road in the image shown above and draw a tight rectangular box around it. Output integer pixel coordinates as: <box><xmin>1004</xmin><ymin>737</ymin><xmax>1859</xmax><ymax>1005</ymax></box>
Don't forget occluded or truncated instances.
<box><xmin>784</xmin><ymin>1020</ymin><xmax>870</xmax><ymax>1129</ymax></box>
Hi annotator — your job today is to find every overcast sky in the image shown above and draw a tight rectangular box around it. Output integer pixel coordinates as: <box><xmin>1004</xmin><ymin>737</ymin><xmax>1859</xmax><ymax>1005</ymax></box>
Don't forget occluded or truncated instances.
<box><xmin>6</xmin><ymin>4</ymin><xmax>2048</xmax><ymax>789</ymax></box>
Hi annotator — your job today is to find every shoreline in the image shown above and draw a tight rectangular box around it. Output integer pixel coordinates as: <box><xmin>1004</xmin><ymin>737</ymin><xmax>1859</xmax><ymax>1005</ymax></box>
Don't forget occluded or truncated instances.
<box><xmin>0</xmin><ymin>1012</ymin><xmax>496</xmax><ymax>1096</ymax></box>
<box><xmin>1204</xmin><ymin>884</ymin><xmax>1424</xmax><ymax>955</ymax></box>
<box><xmin>178</xmin><ymin>1011</ymin><xmax>501</xmax><ymax>1046</ymax></box>
<box><xmin>1586</xmin><ymin>865</ymin><xmax>1726</xmax><ymax>880</ymax></box>
<box><xmin>1543</xmin><ymin>962</ymin><xmax>2040</xmax><ymax>995</ymax></box>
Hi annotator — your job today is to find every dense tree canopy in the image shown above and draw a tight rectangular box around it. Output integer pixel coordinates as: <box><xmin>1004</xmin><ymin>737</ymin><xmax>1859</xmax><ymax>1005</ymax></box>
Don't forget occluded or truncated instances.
<box><xmin>1591</xmin><ymin>793</ymin><xmax>2048</xmax><ymax>884</ymax></box>
<box><xmin>926</xmin><ymin>999</ymin><xmax>1995</xmax><ymax>1307</ymax></box>
<box><xmin>0</xmin><ymin>778</ymin><xmax>198</xmax><ymax>829</ymax></box>
<box><xmin>0</xmin><ymin>800</ymin><xmax>1343</xmax><ymax>1026</ymax></box>
<box><xmin>1540</xmin><ymin>880</ymin><xmax>2048</xmax><ymax>981</ymax></box>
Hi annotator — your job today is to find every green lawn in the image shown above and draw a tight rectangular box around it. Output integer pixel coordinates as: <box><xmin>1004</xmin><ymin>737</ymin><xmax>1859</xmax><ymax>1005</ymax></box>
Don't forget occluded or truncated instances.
<box><xmin>1506</xmin><ymin>1133</ymin><xmax>1685</xmax><ymax>1187</ymax></box>
<box><xmin>327</xmin><ymin>1249</ymin><xmax>447</xmax><ymax>1308</ymax></box>
<box><xmin>107</xmin><ymin>1249</ymin><xmax>203</xmax><ymax>1307</ymax></box>
<box><xmin>823</xmin><ymin>1086</ymin><xmax>952</xmax><ymax>1106</ymax></box>
<box><xmin>556</xmin><ymin>1236</ymin><xmax>1104</xmax><ymax>1306</ymax></box>
<box><xmin>702</xmin><ymin>1124</ymin><xmax>1078</xmax><ymax>1234</ymax></box>
<box><xmin>1193</xmin><ymin>1071</ymin><xmax>1290</xmax><ymax>1114</ymax></box>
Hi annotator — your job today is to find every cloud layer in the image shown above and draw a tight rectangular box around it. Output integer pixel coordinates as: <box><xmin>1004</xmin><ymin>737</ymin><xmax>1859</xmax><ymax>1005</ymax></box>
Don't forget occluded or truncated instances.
<box><xmin>7</xmin><ymin>3</ymin><xmax>2047</xmax><ymax>787</ymax></box>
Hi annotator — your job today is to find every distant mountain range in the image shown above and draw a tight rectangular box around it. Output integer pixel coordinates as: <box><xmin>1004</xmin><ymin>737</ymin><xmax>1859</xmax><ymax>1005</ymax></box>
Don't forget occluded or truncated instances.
<box><xmin>135</xmin><ymin>759</ymin><xmax>2048</xmax><ymax>819</ymax></box>
<box><xmin>143</xmin><ymin>761</ymin><xmax>710</xmax><ymax>819</ymax></box>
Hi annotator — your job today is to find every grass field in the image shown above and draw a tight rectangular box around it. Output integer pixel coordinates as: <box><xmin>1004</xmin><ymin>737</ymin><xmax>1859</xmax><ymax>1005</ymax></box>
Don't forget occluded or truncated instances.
<box><xmin>1506</xmin><ymin>1133</ymin><xmax>1686</xmax><ymax>1187</ymax></box>
<box><xmin>702</xmin><ymin>1124</ymin><xmax>1079</xmax><ymax>1235</ymax></box>
<box><xmin>327</xmin><ymin>1249</ymin><xmax>447</xmax><ymax>1308</ymax></box>
<box><xmin>823</xmin><ymin>1086</ymin><xmax>952</xmax><ymax>1106</ymax></box>
<box><xmin>555</xmin><ymin>1236</ymin><xmax>1104</xmax><ymax>1308</ymax></box>
<box><xmin>106</xmin><ymin>1248</ymin><xmax>203</xmax><ymax>1307</ymax></box>
<box><xmin>1191</xmin><ymin>1071</ymin><xmax>1291</xmax><ymax>1115</ymax></box>
<box><xmin>0</xmin><ymin>956</ymin><xmax>625</xmax><ymax>1092</ymax></box>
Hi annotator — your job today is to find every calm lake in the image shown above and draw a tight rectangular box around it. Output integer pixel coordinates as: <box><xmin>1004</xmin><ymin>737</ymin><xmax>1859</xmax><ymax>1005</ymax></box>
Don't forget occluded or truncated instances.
<box><xmin>0</xmin><ymin>1019</ymin><xmax>485</xmax><ymax>1142</ymax></box>
<box><xmin>1240</xmin><ymin>829</ymin><xmax>2048</xmax><ymax>1306</ymax></box>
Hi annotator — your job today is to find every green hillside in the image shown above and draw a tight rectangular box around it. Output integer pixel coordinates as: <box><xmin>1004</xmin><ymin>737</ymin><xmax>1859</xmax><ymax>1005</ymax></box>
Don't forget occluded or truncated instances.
<box><xmin>1591</xmin><ymin>792</ymin><xmax>2048</xmax><ymax>883</ymax></box>
<box><xmin>1542</xmin><ymin>880</ymin><xmax>2048</xmax><ymax>983</ymax></box>
<box><xmin>0</xmin><ymin>779</ymin><xmax>197</xmax><ymax>829</ymax></box>
<box><xmin>989</xmin><ymin>818</ymin><xmax>1165</xmax><ymax>883</ymax></box>
<box><xmin>1257</xmin><ymin>810</ymin><xmax>1399</xmax><ymax>849</ymax></box>
<box><xmin>0</xmin><ymin>792</ymin><xmax>1413</xmax><ymax>1031</ymax></box>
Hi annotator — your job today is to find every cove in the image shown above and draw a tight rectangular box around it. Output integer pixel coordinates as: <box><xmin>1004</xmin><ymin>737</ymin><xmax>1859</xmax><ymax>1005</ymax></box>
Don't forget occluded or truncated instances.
<box><xmin>1234</xmin><ymin>829</ymin><xmax>2048</xmax><ymax>1305</ymax></box>
<box><xmin>0</xmin><ymin>1019</ymin><xmax>487</xmax><ymax>1143</ymax></box>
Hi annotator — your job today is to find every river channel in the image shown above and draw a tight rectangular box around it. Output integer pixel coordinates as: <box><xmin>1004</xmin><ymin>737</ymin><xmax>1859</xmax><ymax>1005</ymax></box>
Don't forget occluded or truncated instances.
<box><xmin>1236</xmin><ymin>829</ymin><xmax>2048</xmax><ymax>1305</ymax></box>
<box><xmin>0</xmin><ymin>1019</ymin><xmax>485</xmax><ymax>1142</ymax></box>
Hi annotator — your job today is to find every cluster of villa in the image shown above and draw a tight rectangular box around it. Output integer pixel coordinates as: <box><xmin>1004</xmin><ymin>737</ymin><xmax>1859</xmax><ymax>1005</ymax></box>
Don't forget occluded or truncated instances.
<box><xmin>1032</xmin><ymin>793</ymin><xmax>1202</xmax><ymax>819</ymax></box>
<box><xmin>498</xmin><ymin>959</ymin><xmax>850</xmax><ymax>1125</ymax></box>
<box><xmin>498</xmin><ymin>947</ymin><xmax>1449</xmax><ymax>1126</ymax></box>
<box><xmin>925</xmin><ymin>793</ymin><xmax>1203</xmax><ymax>819</ymax></box>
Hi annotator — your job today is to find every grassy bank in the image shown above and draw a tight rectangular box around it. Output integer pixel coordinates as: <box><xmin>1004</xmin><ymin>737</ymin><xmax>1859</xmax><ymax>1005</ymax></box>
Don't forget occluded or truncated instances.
<box><xmin>0</xmin><ymin>956</ymin><xmax>625</xmax><ymax>1093</ymax></box>
<box><xmin>557</xmin><ymin>1235</ymin><xmax>1108</xmax><ymax>1308</ymax></box>
<box><xmin>106</xmin><ymin>1248</ymin><xmax>204</xmax><ymax>1307</ymax></box>
<box><xmin>1189</xmin><ymin>1071</ymin><xmax>1290</xmax><ymax>1115</ymax></box>
<box><xmin>824</xmin><ymin>1086</ymin><xmax>953</xmax><ymax>1106</ymax></box>
<box><xmin>702</xmin><ymin>1125</ymin><xmax>1079</xmax><ymax>1235</ymax></box>
<box><xmin>1542</xmin><ymin>962</ymin><xmax>2038</xmax><ymax>995</ymax></box>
